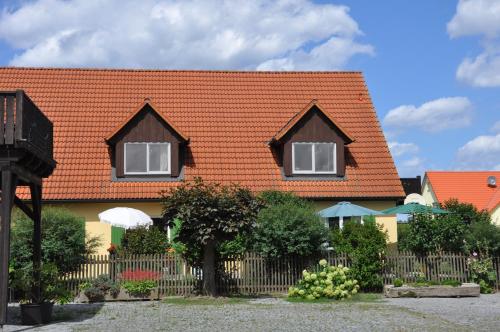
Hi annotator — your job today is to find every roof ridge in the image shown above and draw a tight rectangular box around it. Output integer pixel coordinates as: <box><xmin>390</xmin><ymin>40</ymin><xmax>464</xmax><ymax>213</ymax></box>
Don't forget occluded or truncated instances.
<box><xmin>0</xmin><ymin>66</ymin><xmax>363</xmax><ymax>74</ymax></box>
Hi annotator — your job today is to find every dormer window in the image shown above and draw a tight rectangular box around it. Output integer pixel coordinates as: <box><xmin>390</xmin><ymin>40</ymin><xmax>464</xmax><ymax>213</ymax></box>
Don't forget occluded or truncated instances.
<box><xmin>124</xmin><ymin>142</ymin><xmax>170</xmax><ymax>175</ymax></box>
<box><xmin>292</xmin><ymin>142</ymin><xmax>336</xmax><ymax>174</ymax></box>
<box><xmin>105</xmin><ymin>100</ymin><xmax>189</xmax><ymax>179</ymax></box>
<box><xmin>269</xmin><ymin>100</ymin><xmax>354</xmax><ymax>178</ymax></box>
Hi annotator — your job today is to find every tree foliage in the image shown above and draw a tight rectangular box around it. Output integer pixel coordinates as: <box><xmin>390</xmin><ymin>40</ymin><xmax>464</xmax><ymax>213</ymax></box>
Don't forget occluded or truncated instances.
<box><xmin>120</xmin><ymin>226</ymin><xmax>170</xmax><ymax>255</ymax></box>
<box><xmin>398</xmin><ymin>212</ymin><xmax>467</xmax><ymax>255</ymax></box>
<box><xmin>252</xmin><ymin>190</ymin><xmax>328</xmax><ymax>260</ymax></box>
<box><xmin>330</xmin><ymin>217</ymin><xmax>387</xmax><ymax>291</ymax></box>
<box><xmin>10</xmin><ymin>206</ymin><xmax>100</xmax><ymax>276</ymax></box>
<box><xmin>160</xmin><ymin>178</ymin><xmax>261</xmax><ymax>295</ymax></box>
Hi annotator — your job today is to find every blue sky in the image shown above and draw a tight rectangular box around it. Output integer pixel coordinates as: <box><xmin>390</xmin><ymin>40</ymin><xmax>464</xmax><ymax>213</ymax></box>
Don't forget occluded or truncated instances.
<box><xmin>0</xmin><ymin>0</ymin><xmax>499</xmax><ymax>177</ymax></box>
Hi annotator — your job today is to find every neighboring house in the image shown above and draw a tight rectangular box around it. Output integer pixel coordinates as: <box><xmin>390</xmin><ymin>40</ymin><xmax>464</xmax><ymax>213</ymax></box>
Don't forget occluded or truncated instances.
<box><xmin>0</xmin><ymin>68</ymin><xmax>404</xmax><ymax>253</ymax></box>
<box><xmin>397</xmin><ymin>176</ymin><xmax>422</xmax><ymax>205</ymax></box>
<box><xmin>422</xmin><ymin>171</ymin><xmax>500</xmax><ymax>225</ymax></box>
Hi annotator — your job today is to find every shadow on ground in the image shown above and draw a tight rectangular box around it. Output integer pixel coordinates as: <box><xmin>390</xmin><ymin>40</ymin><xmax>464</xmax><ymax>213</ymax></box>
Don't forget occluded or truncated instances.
<box><xmin>5</xmin><ymin>303</ymin><xmax>104</xmax><ymax>331</ymax></box>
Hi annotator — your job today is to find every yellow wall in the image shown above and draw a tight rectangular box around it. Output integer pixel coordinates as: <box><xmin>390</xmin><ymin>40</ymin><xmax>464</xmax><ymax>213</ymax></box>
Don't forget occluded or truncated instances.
<box><xmin>421</xmin><ymin>179</ymin><xmax>438</xmax><ymax>206</ymax></box>
<box><xmin>54</xmin><ymin>202</ymin><xmax>163</xmax><ymax>255</ymax></box>
<box><xmin>313</xmin><ymin>200</ymin><xmax>398</xmax><ymax>243</ymax></box>
<box><xmin>492</xmin><ymin>206</ymin><xmax>500</xmax><ymax>226</ymax></box>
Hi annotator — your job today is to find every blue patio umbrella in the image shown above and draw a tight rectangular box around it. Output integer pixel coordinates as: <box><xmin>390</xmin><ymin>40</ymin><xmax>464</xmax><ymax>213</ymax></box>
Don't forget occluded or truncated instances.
<box><xmin>317</xmin><ymin>201</ymin><xmax>382</xmax><ymax>228</ymax></box>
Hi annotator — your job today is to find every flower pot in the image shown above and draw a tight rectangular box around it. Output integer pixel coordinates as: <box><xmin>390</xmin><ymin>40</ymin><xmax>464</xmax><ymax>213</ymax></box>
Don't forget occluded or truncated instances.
<box><xmin>20</xmin><ymin>302</ymin><xmax>53</xmax><ymax>325</ymax></box>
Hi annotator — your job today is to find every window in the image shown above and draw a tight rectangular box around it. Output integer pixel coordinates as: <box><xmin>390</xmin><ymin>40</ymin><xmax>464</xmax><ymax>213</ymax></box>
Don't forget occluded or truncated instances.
<box><xmin>124</xmin><ymin>142</ymin><xmax>170</xmax><ymax>174</ymax></box>
<box><xmin>292</xmin><ymin>142</ymin><xmax>336</xmax><ymax>174</ymax></box>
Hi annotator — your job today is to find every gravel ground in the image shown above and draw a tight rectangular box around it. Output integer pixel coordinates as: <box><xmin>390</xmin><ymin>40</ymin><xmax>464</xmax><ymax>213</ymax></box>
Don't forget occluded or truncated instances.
<box><xmin>3</xmin><ymin>294</ymin><xmax>500</xmax><ymax>332</ymax></box>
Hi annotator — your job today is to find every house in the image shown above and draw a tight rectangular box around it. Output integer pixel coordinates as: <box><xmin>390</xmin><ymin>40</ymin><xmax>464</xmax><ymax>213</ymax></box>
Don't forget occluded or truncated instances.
<box><xmin>0</xmin><ymin>68</ymin><xmax>404</xmax><ymax>253</ymax></box>
<box><xmin>422</xmin><ymin>171</ymin><xmax>500</xmax><ymax>225</ymax></box>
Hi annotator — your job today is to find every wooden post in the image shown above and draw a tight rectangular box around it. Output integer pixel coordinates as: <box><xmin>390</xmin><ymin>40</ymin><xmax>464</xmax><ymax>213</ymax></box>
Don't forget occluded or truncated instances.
<box><xmin>30</xmin><ymin>184</ymin><xmax>42</xmax><ymax>303</ymax></box>
<box><xmin>0</xmin><ymin>170</ymin><xmax>17</xmax><ymax>326</ymax></box>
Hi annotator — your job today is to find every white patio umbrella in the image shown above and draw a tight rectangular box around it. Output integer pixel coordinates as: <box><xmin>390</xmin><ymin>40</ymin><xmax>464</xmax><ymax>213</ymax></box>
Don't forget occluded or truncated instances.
<box><xmin>98</xmin><ymin>207</ymin><xmax>153</xmax><ymax>229</ymax></box>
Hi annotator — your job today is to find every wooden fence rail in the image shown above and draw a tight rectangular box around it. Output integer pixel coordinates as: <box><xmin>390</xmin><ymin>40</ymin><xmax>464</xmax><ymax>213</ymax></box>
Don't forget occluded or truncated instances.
<box><xmin>56</xmin><ymin>251</ymin><xmax>500</xmax><ymax>297</ymax></box>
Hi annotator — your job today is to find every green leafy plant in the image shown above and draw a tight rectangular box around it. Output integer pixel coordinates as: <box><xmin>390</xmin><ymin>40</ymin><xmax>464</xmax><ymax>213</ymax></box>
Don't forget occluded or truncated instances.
<box><xmin>10</xmin><ymin>262</ymin><xmax>71</xmax><ymax>304</ymax></box>
<box><xmin>120</xmin><ymin>226</ymin><xmax>169</xmax><ymax>255</ymax></box>
<box><xmin>252</xmin><ymin>191</ymin><xmax>328</xmax><ymax>260</ymax></box>
<box><xmin>161</xmin><ymin>177</ymin><xmax>262</xmax><ymax>296</ymax></box>
<box><xmin>468</xmin><ymin>255</ymin><xmax>496</xmax><ymax>294</ymax></box>
<box><xmin>288</xmin><ymin>259</ymin><xmax>360</xmax><ymax>300</ymax></box>
<box><xmin>393</xmin><ymin>278</ymin><xmax>403</xmax><ymax>287</ymax></box>
<box><xmin>10</xmin><ymin>206</ymin><xmax>101</xmax><ymax>293</ymax></box>
<box><xmin>330</xmin><ymin>218</ymin><xmax>387</xmax><ymax>291</ymax></box>
<box><xmin>82</xmin><ymin>275</ymin><xmax>120</xmax><ymax>302</ymax></box>
<box><xmin>122</xmin><ymin>280</ymin><xmax>156</xmax><ymax>297</ymax></box>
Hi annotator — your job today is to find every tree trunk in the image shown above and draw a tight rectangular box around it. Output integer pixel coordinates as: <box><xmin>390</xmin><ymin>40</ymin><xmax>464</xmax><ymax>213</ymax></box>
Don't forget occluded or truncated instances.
<box><xmin>202</xmin><ymin>239</ymin><xmax>217</xmax><ymax>296</ymax></box>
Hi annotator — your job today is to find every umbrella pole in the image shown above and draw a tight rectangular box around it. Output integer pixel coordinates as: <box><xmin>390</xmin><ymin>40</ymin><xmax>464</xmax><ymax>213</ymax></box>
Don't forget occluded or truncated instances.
<box><xmin>339</xmin><ymin>216</ymin><xmax>344</xmax><ymax>229</ymax></box>
<box><xmin>360</xmin><ymin>216</ymin><xmax>364</xmax><ymax>225</ymax></box>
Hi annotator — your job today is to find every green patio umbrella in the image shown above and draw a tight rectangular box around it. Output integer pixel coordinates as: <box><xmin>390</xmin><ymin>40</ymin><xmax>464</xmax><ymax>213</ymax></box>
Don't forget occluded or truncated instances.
<box><xmin>381</xmin><ymin>202</ymin><xmax>449</xmax><ymax>215</ymax></box>
<box><xmin>317</xmin><ymin>201</ymin><xmax>382</xmax><ymax>228</ymax></box>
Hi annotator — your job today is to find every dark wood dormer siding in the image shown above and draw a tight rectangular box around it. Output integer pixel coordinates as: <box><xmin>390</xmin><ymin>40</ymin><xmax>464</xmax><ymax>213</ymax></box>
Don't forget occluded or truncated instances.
<box><xmin>112</xmin><ymin>105</ymin><xmax>183</xmax><ymax>178</ymax></box>
<box><xmin>281</xmin><ymin>107</ymin><xmax>347</xmax><ymax>177</ymax></box>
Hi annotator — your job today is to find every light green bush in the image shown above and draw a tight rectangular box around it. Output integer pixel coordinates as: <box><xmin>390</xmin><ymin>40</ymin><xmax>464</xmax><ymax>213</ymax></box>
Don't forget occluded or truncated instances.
<box><xmin>288</xmin><ymin>259</ymin><xmax>360</xmax><ymax>300</ymax></box>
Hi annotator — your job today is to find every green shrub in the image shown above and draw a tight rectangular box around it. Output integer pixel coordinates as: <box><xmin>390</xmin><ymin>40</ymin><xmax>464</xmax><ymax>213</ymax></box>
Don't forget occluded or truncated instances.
<box><xmin>468</xmin><ymin>256</ymin><xmax>496</xmax><ymax>294</ymax></box>
<box><xmin>393</xmin><ymin>278</ymin><xmax>403</xmax><ymax>287</ymax></box>
<box><xmin>81</xmin><ymin>275</ymin><xmax>120</xmax><ymax>302</ymax></box>
<box><xmin>10</xmin><ymin>207</ymin><xmax>100</xmax><ymax>276</ymax></box>
<box><xmin>120</xmin><ymin>226</ymin><xmax>169</xmax><ymax>255</ymax></box>
<box><xmin>122</xmin><ymin>280</ymin><xmax>156</xmax><ymax>297</ymax></box>
<box><xmin>440</xmin><ymin>279</ymin><xmax>461</xmax><ymax>287</ymax></box>
<box><xmin>288</xmin><ymin>259</ymin><xmax>360</xmax><ymax>300</ymax></box>
<box><xmin>330</xmin><ymin>218</ymin><xmax>387</xmax><ymax>291</ymax></box>
<box><xmin>252</xmin><ymin>192</ymin><xmax>328</xmax><ymax>260</ymax></box>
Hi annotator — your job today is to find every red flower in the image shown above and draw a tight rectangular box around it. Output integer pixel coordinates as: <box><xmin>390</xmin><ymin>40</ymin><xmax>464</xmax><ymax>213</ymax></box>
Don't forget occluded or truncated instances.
<box><xmin>121</xmin><ymin>269</ymin><xmax>160</xmax><ymax>281</ymax></box>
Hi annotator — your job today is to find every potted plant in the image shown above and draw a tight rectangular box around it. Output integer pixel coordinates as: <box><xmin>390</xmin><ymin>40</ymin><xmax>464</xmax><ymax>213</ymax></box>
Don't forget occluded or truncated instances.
<box><xmin>10</xmin><ymin>262</ymin><xmax>71</xmax><ymax>325</ymax></box>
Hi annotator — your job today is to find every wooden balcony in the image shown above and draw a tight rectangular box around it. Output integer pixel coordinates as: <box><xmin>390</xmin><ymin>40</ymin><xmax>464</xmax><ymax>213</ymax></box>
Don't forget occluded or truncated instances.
<box><xmin>0</xmin><ymin>90</ymin><xmax>55</xmax><ymax>179</ymax></box>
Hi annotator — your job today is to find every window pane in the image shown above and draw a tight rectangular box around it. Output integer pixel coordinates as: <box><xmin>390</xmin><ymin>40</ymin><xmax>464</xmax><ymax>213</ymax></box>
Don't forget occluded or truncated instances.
<box><xmin>315</xmin><ymin>143</ymin><xmax>335</xmax><ymax>172</ymax></box>
<box><xmin>149</xmin><ymin>143</ymin><xmax>169</xmax><ymax>172</ymax></box>
<box><xmin>294</xmin><ymin>144</ymin><xmax>313</xmax><ymax>171</ymax></box>
<box><xmin>125</xmin><ymin>144</ymin><xmax>147</xmax><ymax>173</ymax></box>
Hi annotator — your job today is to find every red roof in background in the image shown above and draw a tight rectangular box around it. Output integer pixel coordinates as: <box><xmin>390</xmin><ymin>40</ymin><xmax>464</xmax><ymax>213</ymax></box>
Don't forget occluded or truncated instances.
<box><xmin>425</xmin><ymin>171</ymin><xmax>500</xmax><ymax>211</ymax></box>
<box><xmin>0</xmin><ymin>67</ymin><xmax>404</xmax><ymax>201</ymax></box>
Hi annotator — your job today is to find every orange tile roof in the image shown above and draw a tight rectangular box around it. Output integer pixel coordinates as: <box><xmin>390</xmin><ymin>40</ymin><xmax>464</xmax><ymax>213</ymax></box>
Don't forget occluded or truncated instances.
<box><xmin>0</xmin><ymin>67</ymin><xmax>404</xmax><ymax>201</ymax></box>
<box><xmin>425</xmin><ymin>171</ymin><xmax>500</xmax><ymax>212</ymax></box>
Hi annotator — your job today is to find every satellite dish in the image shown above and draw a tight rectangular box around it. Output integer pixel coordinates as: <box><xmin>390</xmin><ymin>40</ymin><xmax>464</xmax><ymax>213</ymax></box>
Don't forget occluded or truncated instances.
<box><xmin>404</xmin><ymin>193</ymin><xmax>426</xmax><ymax>205</ymax></box>
<box><xmin>487</xmin><ymin>176</ymin><xmax>497</xmax><ymax>187</ymax></box>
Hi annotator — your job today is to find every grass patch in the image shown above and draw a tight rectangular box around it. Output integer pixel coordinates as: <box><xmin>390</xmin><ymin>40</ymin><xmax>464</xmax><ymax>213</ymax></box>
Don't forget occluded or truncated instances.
<box><xmin>162</xmin><ymin>296</ymin><xmax>249</xmax><ymax>305</ymax></box>
<box><xmin>286</xmin><ymin>293</ymin><xmax>382</xmax><ymax>304</ymax></box>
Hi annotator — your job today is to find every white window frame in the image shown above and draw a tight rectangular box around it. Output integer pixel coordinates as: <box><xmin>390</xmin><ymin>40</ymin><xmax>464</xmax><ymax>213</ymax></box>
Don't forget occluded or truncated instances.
<box><xmin>292</xmin><ymin>142</ymin><xmax>336</xmax><ymax>174</ymax></box>
<box><xmin>124</xmin><ymin>142</ymin><xmax>171</xmax><ymax>175</ymax></box>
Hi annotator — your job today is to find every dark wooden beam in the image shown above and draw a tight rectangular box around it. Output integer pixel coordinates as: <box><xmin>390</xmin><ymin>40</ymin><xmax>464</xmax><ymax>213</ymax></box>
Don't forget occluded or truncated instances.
<box><xmin>14</xmin><ymin>195</ymin><xmax>35</xmax><ymax>221</ymax></box>
<box><xmin>0</xmin><ymin>170</ymin><xmax>17</xmax><ymax>326</ymax></box>
<box><xmin>30</xmin><ymin>183</ymin><xmax>42</xmax><ymax>303</ymax></box>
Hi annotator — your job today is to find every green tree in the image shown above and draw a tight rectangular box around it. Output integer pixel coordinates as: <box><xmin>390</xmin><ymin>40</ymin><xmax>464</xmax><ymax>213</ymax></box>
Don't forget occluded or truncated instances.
<box><xmin>252</xmin><ymin>191</ymin><xmax>329</xmax><ymax>260</ymax></box>
<box><xmin>120</xmin><ymin>226</ymin><xmax>170</xmax><ymax>255</ymax></box>
<box><xmin>161</xmin><ymin>178</ymin><xmax>261</xmax><ymax>296</ymax></box>
<box><xmin>330</xmin><ymin>218</ymin><xmax>387</xmax><ymax>291</ymax></box>
<box><xmin>400</xmin><ymin>212</ymin><xmax>467</xmax><ymax>255</ymax></box>
<box><xmin>10</xmin><ymin>206</ymin><xmax>100</xmax><ymax>276</ymax></box>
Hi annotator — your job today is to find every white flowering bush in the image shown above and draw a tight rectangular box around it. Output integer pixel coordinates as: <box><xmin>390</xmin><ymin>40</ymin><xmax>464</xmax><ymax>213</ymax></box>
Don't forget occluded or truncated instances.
<box><xmin>288</xmin><ymin>259</ymin><xmax>360</xmax><ymax>300</ymax></box>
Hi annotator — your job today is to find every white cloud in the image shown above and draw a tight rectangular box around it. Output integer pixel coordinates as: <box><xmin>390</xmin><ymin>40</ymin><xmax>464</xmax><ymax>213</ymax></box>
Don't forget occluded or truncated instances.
<box><xmin>388</xmin><ymin>141</ymin><xmax>419</xmax><ymax>157</ymax></box>
<box><xmin>456</xmin><ymin>49</ymin><xmax>500</xmax><ymax>87</ymax></box>
<box><xmin>491</xmin><ymin>120</ymin><xmax>500</xmax><ymax>133</ymax></box>
<box><xmin>397</xmin><ymin>157</ymin><xmax>426</xmax><ymax>177</ymax></box>
<box><xmin>383</xmin><ymin>97</ymin><xmax>473</xmax><ymax>133</ymax></box>
<box><xmin>456</xmin><ymin>133</ymin><xmax>500</xmax><ymax>169</ymax></box>
<box><xmin>0</xmin><ymin>0</ymin><xmax>373</xmax><ymax>70</ymax></box>
<box><xmin>447</xmin><ymin>0</ymin><xmax>500</xmax><ymax>38</ymax></box>
<box><xmin>448</xmin><ymin>0</ymin><xmax>500</xmax><ymax>87</ymax></box>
